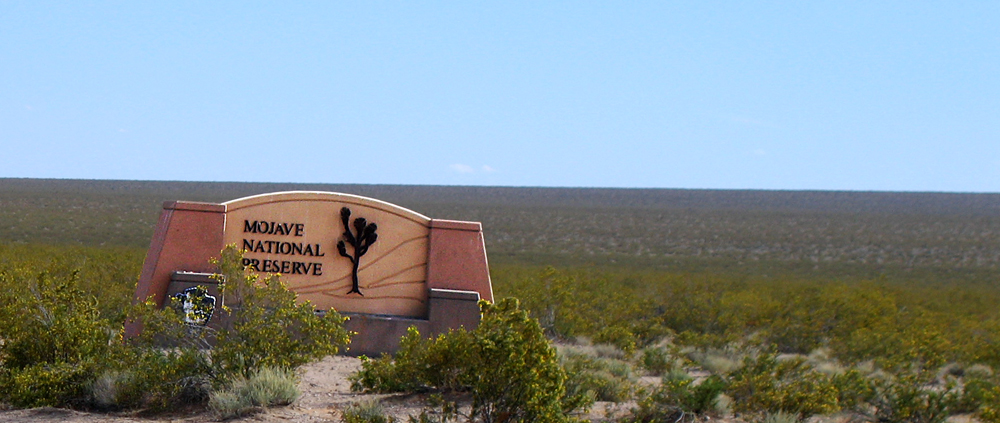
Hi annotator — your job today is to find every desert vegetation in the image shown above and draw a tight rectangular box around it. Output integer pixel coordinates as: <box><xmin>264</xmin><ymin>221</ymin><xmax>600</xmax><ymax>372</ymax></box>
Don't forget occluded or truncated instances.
<box><xmin>2</xmin><ymin>179</ymin><xmax>1000</xmax><ymax>422</ymax></box>
<box><xmin>347</xmin><ymin>264</ymin><xmax>1000</xmax><ymax>423</ymax></box>
<box><xmin>0</xmin><ymin>244</ymin><xmax>349</xmax><ymax>417</ymax></box>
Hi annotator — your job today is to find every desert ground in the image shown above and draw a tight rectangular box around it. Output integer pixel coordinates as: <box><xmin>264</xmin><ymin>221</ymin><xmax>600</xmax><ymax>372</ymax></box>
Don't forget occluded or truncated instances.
<box><xmin>0</xmin><ymin>355</ymin><xmax>641</xmax><ymax>423</ymax></box>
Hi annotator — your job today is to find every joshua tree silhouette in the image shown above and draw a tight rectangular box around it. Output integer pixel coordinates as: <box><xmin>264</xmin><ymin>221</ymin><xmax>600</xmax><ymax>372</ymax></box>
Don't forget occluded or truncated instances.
<box><xmin>336</xmin><ymin>207</ymin><xmax>378</xmax><ymax>296</ymax></box>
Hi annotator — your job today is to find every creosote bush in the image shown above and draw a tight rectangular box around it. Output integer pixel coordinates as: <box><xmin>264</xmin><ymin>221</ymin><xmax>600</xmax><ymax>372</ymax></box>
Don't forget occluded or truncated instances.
<box><xmin>727</xmin><ymin>352</ymin><xmax>841</xmax><ymax>418</ymax></box>
<box><xmin>351</xmin><ymin>298</ymin><xmax>590</xmax><ymax>423</ymax></box>
<box><xmin>211</xmin><ymin>245</ymin><xmax>351</xmax><ymax>379</ymax></box>
<box><xmin>0</xmin><ymin>270</ymin><xmax>116</xmax><ymax>408</ymax></box>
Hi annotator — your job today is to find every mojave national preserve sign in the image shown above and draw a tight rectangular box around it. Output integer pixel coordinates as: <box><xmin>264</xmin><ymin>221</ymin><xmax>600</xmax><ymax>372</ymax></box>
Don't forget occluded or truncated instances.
<box><xmin>133</xmin><ymin>191</ymin><xmax>493</xmax><ymax>355</ymax></box>
<box><xmin>226</xmin><ymin>192</ymin><xmax>436</xmax><ymax>317</ymax></box>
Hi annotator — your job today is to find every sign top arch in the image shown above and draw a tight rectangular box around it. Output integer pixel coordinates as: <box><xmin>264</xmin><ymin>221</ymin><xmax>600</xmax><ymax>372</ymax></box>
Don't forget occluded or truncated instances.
<box><xmin>223</xmin><ymin>191</ymin><xmax>432</xmax><ymax>224</ymax></box>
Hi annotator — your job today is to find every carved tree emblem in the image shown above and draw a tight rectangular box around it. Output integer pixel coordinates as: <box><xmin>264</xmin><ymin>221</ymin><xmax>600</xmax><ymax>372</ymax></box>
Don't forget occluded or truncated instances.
<box><xmin>336</xmin><ymin>207</ymin><xmax>378</xmax><ymax>296</ymax></box>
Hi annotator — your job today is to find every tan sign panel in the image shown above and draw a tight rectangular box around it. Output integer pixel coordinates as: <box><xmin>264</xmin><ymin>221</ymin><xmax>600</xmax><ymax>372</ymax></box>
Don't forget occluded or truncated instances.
<box><xmin>222</xmin><ymin>192</ymin><xmax>431</xmax><ymax>317</ymax></box>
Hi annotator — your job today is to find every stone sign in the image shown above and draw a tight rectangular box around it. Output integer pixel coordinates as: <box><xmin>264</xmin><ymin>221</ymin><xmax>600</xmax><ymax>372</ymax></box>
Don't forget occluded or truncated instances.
<box><xmin>131</xmin><ymin>191</ymin><xmax>493</xmax><ymax>355</ymax></box>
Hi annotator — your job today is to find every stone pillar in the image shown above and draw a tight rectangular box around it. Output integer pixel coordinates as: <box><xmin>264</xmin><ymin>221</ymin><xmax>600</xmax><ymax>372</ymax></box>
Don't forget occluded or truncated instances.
<box><xmin>426</xmin><ymin>219</ymin><xmax>493</xmax><ymax>302</ymax></box>
<box><xmin>133</xmin><ymin>201</ymin><xmax>226</xmax><ymax>307</ymax></box>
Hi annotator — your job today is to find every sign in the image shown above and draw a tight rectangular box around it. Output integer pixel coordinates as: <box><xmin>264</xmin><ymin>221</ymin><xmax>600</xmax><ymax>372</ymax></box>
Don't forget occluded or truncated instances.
<box><xmin>222</xmin><ymin>192</ymin><xmax>432</xmax><ymax>317</ymax></box>
<box><xmin>132</xmin><ymin>190</ymin><xmax>493</xmax><ymax>355</ymax></box>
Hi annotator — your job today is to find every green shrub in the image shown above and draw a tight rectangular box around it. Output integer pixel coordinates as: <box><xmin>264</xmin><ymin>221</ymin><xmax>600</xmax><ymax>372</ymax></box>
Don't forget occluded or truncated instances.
<box><xmin>350</xmin><ymin>326</ymin><xmax>475</xmax><ymax>393</ymax></box>
<box><xmin>0</xmin><ymin>271</ymin><xmax>115</xmax><ymax>369</ymax></box>
<box><xmin>352</xmin><ymin>298</ymin><xmax>589</xmax><ymax>423</ymax></box>
<box><xmin>84</xmin><ymin>349</ymin><xmax>211</xmax><ymax>411</ymax></box>
<box><xmin>829</xmin><ymin>368</ymin><xmax>876</xmax><ymax>410</ymax></box>
<box><xmin>0</xmin><ymin>270</ymin><xmax>114</xmax><ymax>408</ymax></box>
<box><xmin>462</xmin><ymin>299</ymin><xmax>584</xmax><ymax>422</ymax></box>
<box><xmin>727</xmin><ymin>352</ymin><xmax>840</xmax><ymax>418</ymax></box>
<box><xmin>208</xmin><ymin>366</ymin><xmax>300</xmax><ymax>419</ymax></box>
<box><xmin>978</xmin><ymin>384</ymin><xmax>1000</xmax><ymax>423</ymax></box>
<box><xmin>865</xmin><ymin>372</ymin><xmax>961</xmax><ymax>423</ymax></box>
<box><xmin>953</xmin><ymin>376</ymin><xmax>997</xmax><ymax>414</ymax></box>
<box><xmin>211</xmin><ymin>246</ymin><xmax>352</xmax><ymax>379</ymax></box>
<box><xmin>0</xmin><ymin>362</ymin><xmax>93</xmax><ymax>408</ymax></box>
<box><xmin>640</xmin><ymin>346</ymin><xmax>676</xmax><ymax>376</ymax></box>
<box><xmin>593</xmin><ymin>326</ymin><xmax>638</xmax><ymax>355</ymax></box>
<box><xmin>559</xmin><ymin>349</ymin><xmax>635</xmax><ymax>402</ymax></box>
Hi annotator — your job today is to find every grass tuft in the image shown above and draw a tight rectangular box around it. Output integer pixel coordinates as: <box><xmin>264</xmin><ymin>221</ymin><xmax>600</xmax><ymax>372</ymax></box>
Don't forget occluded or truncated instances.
<box><xmin>342</xmin><ymin>399</ymin><xmax>396</xmax><ymax>423</ymax></box>
<box><xmin>761</xmin><ymin>411</ymin><xmax>800</xmax><ymax>423</ymax></box>
<box><xmin>209</xmin><ymin>366</ymin><xmax>300</xmax><ymax>419</ymax></box>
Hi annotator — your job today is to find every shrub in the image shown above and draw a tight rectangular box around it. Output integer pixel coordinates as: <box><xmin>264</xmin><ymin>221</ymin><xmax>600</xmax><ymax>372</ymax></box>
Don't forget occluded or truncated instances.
<box><xmin>462</xmin><ymin>299</ymin><xmax>585</xmax><ymax>422</ymax></box>
<box><xmin>350</xmin><ymin>326</ymin><xmax>475</xmax><ymax>393</ymax></box>
<box><xmin>625</xmin><ymin>373</ymin><xmax>728</xmax><ymax>423</ymax></box>
<box><xmin>0</xmin><ymin>362</ymin><xmax>93</xmax><ymax>408</ymax></box>
<box><xmin>0</xmin><ymin>270</ymin><xmax>116</xmax><ymax>369</ymax></box>
<box><xmin>211</xmin><ymin>245</ymin><xmax>352</xmax><ymax>379</ymax></box>
<box><xmin>352</xmin><ymin>298</ymin><xmax>589</xmax><ymax>423</ymax></box>
<box><xmin>727</xmin><ymin>352</ymin><xmax>840</xmax><ymax>418</ymax></box>
<box><xmin>714</xmin><ymin>394</ymin><xmax>733</xmax><ymax>417</ymax></box>
<box><xmin>829</xmin><ymin>368</ymin><xmax>876</xmax><ymax>410</ymax></box>
<box><xmin>0</xmin><ymin>270</ymin><xmax>114</xmax><ymax>408</ymax></box>
<box><xmin>86</xmin><ymin>347</ymin><xmax>212</xmax><ymax>411</ymax></box>
<box><xmin>593</xmin><ymin>326</ymin><xmax>638</xmax><ymax>355</ymax></box>
<box><xmin>559</xmin><ymin>349</ymin><xmax>636</xmax><ymax>402</ymax></box>
<box><xmin>865</xmin><ymin>372</ymin><xmax>962</xmax><ymax>423</ymax></box>
<box><xmin>953</xmin><ymin>376</ymin><xmax>997</xmax><ymax>414</ymax></box>
<box><xmin>968</xmin><ymin>364</ymin><xmax>995</xmax><ymax>378</ymax></box>
<box><xmin>978</xmin><ymin>384</ymin><xmax>1000</xmax><ymax>423</ymax></box>
<box><xmin>89</xmin><ymin>370</ymin><xmax>130</xmax><ymax>409</ymax></box>
<box><xmin>640</xmin><ymin>346</ymin><xmax>675</xmax><ymax>376</ymax></box>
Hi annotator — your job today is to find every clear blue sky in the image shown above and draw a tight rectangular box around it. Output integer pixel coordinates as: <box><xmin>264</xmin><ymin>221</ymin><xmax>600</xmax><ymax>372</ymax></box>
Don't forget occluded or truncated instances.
<box><xmin>2</xmin><ymin>2</ymin><xmax>998</xmax><ymax>192</ymax></box>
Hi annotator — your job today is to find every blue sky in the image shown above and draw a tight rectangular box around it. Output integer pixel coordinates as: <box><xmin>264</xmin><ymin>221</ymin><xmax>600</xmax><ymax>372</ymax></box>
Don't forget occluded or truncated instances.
<box><xmin>2</xmin><ymin>2</ymin><xmax>998</xmax><ymax>192</ymax></box>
